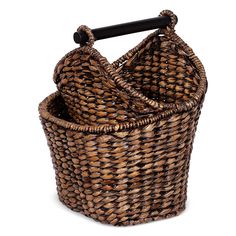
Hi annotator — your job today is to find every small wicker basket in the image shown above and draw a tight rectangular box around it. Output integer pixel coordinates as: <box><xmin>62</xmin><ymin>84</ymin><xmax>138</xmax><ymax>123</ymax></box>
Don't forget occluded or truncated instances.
<box><xmin>39</xmin><ymin>10</ymin><xmax>207</xmax><ymax>225</ymax></box>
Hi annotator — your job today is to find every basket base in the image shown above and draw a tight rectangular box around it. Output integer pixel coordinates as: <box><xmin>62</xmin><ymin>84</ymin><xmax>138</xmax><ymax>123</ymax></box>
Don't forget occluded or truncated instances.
<box><xmin>58</xmin><ymin>195</ymin><xmax>186</xmax><ymax>226</ymax></box>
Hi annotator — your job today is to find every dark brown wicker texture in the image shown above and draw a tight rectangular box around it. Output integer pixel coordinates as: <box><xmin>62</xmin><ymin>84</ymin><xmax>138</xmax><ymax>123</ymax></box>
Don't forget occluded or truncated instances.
<box><xmin>39</xmin><ymin>10</ymin><xmax>207</xmax><ymax>226</ymax></box>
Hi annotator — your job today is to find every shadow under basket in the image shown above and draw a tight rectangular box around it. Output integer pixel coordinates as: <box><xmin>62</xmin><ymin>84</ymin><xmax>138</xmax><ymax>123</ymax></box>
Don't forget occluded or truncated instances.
<box><xmin>39</xmin><ymin>10</ymin><xmax>207</xmax><ymax>226</ymax></box>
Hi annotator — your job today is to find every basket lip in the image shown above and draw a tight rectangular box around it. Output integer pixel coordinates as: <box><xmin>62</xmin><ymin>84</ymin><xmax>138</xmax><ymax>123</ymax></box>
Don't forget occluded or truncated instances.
<box><xmin>39</xmin><ymin>91</ymin><xmax>199</xmax><ymax>134</ymax></box>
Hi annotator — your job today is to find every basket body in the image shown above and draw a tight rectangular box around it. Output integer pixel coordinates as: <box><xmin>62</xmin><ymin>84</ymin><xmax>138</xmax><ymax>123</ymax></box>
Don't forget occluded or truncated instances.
<box><xmin>40</xmin><ymin>10</ymin><xmax>207</xmax><ymax>226</ymax></box>
<box><xmin>39</xmin><ymin>91</ymin><xmax>204</xmax><ymax>226</ymax></box>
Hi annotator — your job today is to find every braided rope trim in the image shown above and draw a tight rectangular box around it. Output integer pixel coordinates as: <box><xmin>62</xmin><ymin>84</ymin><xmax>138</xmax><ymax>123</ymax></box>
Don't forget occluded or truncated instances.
<box><xmin>159</xmin><ymin>9</ymin><xmax>177</xmax><ymax>29</ymax></box>
<box><xmin>39</xmin><ymin>88</ymin><xmax>202</xmax><ymax>134</ymax></box>
<box><xmin>77</xmin><ymin>25</ymin><xmax>95</xmax><ymax>47</ymax></box>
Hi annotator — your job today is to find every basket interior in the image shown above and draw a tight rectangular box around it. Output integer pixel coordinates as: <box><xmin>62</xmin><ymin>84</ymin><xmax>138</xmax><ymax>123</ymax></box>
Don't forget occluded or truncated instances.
<box><xmin>118</xmin><ymin>34</ymin><xmax>201</xmax><ymax>104</ymax></box>
<box><xmin>47</xmin><ymin>94</ymin><xmax>73</xmax><ymax>122</ymax></box>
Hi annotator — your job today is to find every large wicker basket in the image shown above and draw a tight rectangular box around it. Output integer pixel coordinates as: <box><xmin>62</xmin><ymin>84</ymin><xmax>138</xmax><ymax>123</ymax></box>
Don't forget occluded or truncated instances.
<box><xmin>39</xmin><ymin>10</ymin><xmax>207</xmax><ymax>226</ymax></box>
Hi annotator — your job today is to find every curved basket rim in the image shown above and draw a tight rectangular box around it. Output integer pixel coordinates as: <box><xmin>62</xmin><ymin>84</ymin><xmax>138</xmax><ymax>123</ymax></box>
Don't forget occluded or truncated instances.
<box><xmin>39</xmin><ymin>91</ymin><xmax>200</xmax><ymax>134</ymax></box>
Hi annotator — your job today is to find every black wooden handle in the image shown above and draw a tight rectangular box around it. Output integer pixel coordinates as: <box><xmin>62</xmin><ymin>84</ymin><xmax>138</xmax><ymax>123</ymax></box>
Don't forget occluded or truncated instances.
<box><xmin>74</xmin><ymin>15</ymin><xmax>177</xmax><ymax>44</ymax></box>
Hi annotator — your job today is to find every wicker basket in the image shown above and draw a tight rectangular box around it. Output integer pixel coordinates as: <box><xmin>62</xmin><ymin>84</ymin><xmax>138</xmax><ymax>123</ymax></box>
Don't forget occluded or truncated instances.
<box><xmin>39</xmin><ymin>10</ymin><xmax>207</xmax><ymax>226</ymax></box>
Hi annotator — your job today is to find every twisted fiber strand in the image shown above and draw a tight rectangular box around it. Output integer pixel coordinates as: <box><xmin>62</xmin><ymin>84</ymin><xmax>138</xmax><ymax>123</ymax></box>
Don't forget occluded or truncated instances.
<box><xmin>77</xmin><ymin>25</ymin><xmax>95</xmax><ymax>47</ymax></box>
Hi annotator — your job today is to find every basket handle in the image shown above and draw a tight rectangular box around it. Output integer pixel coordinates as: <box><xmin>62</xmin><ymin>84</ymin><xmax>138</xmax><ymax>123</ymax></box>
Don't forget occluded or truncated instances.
<box><xmin>74</xmin><ymin>10</ymin><xmax>177</xmax><ymax>45</ymax></box>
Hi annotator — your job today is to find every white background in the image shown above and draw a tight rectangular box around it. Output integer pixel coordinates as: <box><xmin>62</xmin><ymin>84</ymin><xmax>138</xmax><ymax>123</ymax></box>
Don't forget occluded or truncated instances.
<box><xmin>0</xmin><ymin>0</ymin><xmax>235</xmax><ymax>235</ymax></box>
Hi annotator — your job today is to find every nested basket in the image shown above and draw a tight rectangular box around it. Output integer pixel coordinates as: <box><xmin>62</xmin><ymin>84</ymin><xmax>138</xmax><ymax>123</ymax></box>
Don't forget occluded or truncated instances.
<box><xmin>39</xmin><ymin>10</ymin><xmax>207</xmax><ymax>226</ymax></box>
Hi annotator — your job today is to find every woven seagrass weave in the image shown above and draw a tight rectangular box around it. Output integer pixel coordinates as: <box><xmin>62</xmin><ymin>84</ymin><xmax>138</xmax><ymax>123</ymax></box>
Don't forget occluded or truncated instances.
<box><xmin>39</xmin><ymin>10</ymin><xmax>207</xmax><ymax>225</ymax></box>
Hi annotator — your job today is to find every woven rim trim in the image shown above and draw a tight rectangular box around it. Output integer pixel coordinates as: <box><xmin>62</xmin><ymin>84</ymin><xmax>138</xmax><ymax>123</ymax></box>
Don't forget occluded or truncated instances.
<box><xmin>39</xmin><ymin>91</ymin><xmax>199</xmax><ymax>134</ymax></box>
<box><xmin>159</xmin><ymin>9</ymin><xmax>177</xmax><ymax>29</ymax></box>
<box><xmin>77</xmin><ymin>25</ymin><xmax>95</xmax><ymax>47</ymax></box>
